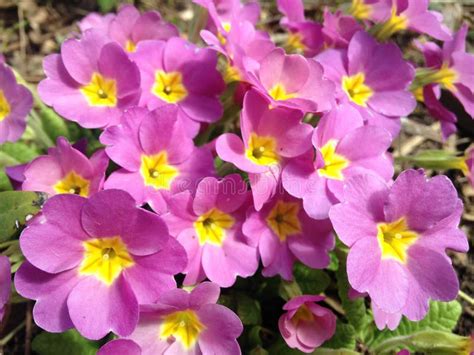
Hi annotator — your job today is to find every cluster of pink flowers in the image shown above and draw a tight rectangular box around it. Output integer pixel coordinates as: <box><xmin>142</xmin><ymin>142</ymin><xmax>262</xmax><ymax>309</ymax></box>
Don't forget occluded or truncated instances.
<box><xmin>0</xmin><ymin>0</ymin><xmax>472</xmax><ymax>354</ymax></box>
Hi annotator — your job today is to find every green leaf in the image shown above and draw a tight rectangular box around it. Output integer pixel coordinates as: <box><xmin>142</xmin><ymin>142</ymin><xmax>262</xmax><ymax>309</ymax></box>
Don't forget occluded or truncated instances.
<box><xmin>0</xmin><ymin>191</ymin><xmax>46</xmax><ymax>241</ymax></box>
<box><xmin>293</xmin><ymin>264</ymin><xmax>331</xmax><ymax>295</ymax></box>
<box><xmin>249</xmin><ymin>346</ymin><xmax>269</xmax><ymax>355</ymax></box>
<box><xmin>0</xmin><ymin>171</ymin><xmax>12</xmax><ymax>191</ymax></box>
<box><xmin>279</xmin><ymin>279</ymin><xmax>302</xmax><ymax>301</ymax></box>
<box><xmin>323</xmin><ymin>321</ymin><xmax>357</xmax><ymax>350</ymax></box>
<box><xmin>32</xmin><ymin>329</ymin><xmax>99</xmax><ymax>355</ymax></box>
<box><xmin>97</xmin><ymin>0</ymin><xmax>117</xmax><ymax>12</ymax></box>
<box><xmin>268</xmin><ymin>339</ymin><xmax>302</xmax><ymax>355</ymax></box>
<box><xmin>0</xmin><ymin>142</ymin><xmax>40</xmax><ymax>165</ymax></box>
<box><xmin>335</xmin><ymin>254</ymin><xmax>370</xmax><ymax>338</ymax></box>
<box><xmin>368</xmin><ymin>300</ymin><xmax>462</xmax><ymax>351</ymax></box>
<box><xmin>237</xmin><ymin>293</ymin><xmax>262</xmax><ymax>325</ymax></box>
<box><xmin>399</xmin><ymin>330</ymin><xmax>472</xmax><ymax>355</ymax></box>
<box><xmin>371</xmin><ymin>330</ymin><xmax>471</xmax><ymax>355</ymax></box>
<box><xmin>400</xmin><ymin>149</ymin><xmax>467</xmax><ymax>172</ymax></box>
<box><xmin>327</xmin><ymin>252</ymin><xmax>339</xmax><ymax>271</ymax></box>
<box><xmin>39</xmin><ymin>107</ymin><xmax>70</xmax><ymax>141</ymax></box>
<box><xmin>314</xmin><ymin>349</ymin><xmax>361</xmax><ymax>355</ymax></box>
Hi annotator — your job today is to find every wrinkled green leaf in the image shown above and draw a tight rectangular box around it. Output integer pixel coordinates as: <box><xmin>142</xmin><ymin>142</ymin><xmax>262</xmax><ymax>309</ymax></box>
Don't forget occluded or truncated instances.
<box><xmin>0</xmin><ymin>191</ymin><xmax>46</xmax><ymax>241</ymax></box>
<box><xmin>369</xmin><ymin>300</ymin><xmax>462</xmax><ymax>351</ymax></box>
<box><xmin>39</xmin><ymin>106</ymin><xmax>70</xmax><ymax>141</ymax></box>
<box><xmin>0</xmin><ymin>142</ymin><xmax>40</xmax><ymax>165</ymax></box>
<box><xmin>0</xmin><ymin>171</ymin><xmax>12</xmax><ymax>191</ymax></box>
<box><xmin>335</xmin><ymin>254</ymin><xmax>371</xmax><ymax>338</ymax></box>
<box><xmin>237</xmin><ymin>293</ymin><xmax>262</xmax><ymax>325</ymax></box>
<box><xmin>323</xmin><ymin>321</ymin><xmax>357</xmax><ymax>350</ymax></box>
<box><xmin>32</xmin><ymin>329</ymin><xmax>99</xmax><ymax>355</ymax></box>
<box><xmin>294</xmin><ymin>264</ymin><xmax>331</xmax><ymax>295</ymax></box>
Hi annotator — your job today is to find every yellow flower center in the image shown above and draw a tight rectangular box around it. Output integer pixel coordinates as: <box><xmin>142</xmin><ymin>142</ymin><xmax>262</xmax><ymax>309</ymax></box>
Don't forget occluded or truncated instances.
<box><xmin>377</xmin><ymin>217</ymin><xmax>418</xmax><ymax>263</ymax></box>
<box><xmin>160</xmin><ymin>310</ymin><xmax>205</xmax><ymax>350</ymax></box>
<box><xmin>125</xmin><ymin>40</ymin><xmax>137</xmax><ymax>53</ymax></box>
<box><xmin>342</xmin><ymin>72</ymin><xmax>374</xmax><ymax>107</ymax></box>
<box><xmin>245</xmin><ymin>133</ymin><xmax>280</xmax><ymax>166</ymax></box>
<box><xmin>412</xmin><ymin>86</ymin><xmax>424</xmax><ymax>103</ymax></box>
<box><xmin>194</xmin><ymin>208</ymin><xmax>235</xmax><ymax>246</ymax></box>
<box><xmin>429</xmin><ymin>64</ymin><xmax>459</xmax><ymax>92</ymax></box>
<box><xmin>217</xmin><ymin>22</ymin><xmax>232</xmax><ymax>45</ymax></box>
<box><xmin>350</xmin><ymin>0</ymin><xmax>372</xmax><ymax>20</ymax></box>
<box><xmin>53</xmin><ymin>171</ymin><xmax>91</xmax><ymax>197</ymax></box>
<box><xmin>222</xmin><ymin>22</ymin><xmax>232</xmax><ymax>33</ymax></box>
<box><xmin>0</xmin><ymin>90</ymin><xmax>11</xmax><ymax>121</ymax></box>
<box><xmin>268</xmin><ymin>83</ymin><xmax>297</xmax><ymax>101</ymax></box>
<box><xmin>223</xmin><ymin>63</ymin><xmax>241</xmax><ymax>83</ymax></box>
<box><xmin>317</xmin><ymin>140</ymin><xmax>349</xmax><ymax>180</ymax></box>
<box><xmin>291</xmin><ymin>304</ymin><xmax>314</xmax><ymax>325</ymax></box>
<box><xmin>80</xmin><ymin>72</ymin><xmax>117</xmax><ymax>107</ymax></box>
<box><xmin>286</xmin><ymin>32</ymin><xmax>306</xmax><ymax>54</ymax></box>
<box><xmin>266</xmin><ymin>200</ymin><xmax>302</xmax><ymax>242</ymax></box>
<box><xmin>152</xmin><ymin>70</ymin><xmax>188</xmax><ymax>104</ymax></box>
<box><xmin>79</xmin><ymin>236</ymin><xmax>134</xmax><ymax>285</ymax></box>
<box><xmin>140</xmin><ymin>152</ymin><xmax>179</xmax><ymax>190</ymax></box>
<box><xmin>373</xmin><ymin>6</ymin><xmax>408</xmax><ymax>41</ymax></box>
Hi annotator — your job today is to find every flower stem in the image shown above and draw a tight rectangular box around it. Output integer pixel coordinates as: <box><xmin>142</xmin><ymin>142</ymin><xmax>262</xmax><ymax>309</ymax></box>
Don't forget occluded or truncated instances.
<box><xmin>458</xmin><ymin>290</ymin><xmax>474</xmax><ymax>305</ymax></box>
<box><xmin>0</xmin><ymin>321</ymin><xmax>26</xmax><ymax>346</ymax></box>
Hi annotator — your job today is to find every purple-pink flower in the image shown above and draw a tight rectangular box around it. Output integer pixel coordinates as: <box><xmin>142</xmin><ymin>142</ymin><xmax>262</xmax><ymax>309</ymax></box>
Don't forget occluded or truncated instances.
<box><xmin>38</xmin><ymin>30</ymin><xmax>141</xmax><ymax>128</ymax></box>
<box><xmin>0</xmin><ymin>256</ymin><xmax>10</xmax><ymax>321</ymax></box>
<box><xmin>317</xmin><ymin>30</ymin><xmax>416</xmax><ymax>136</ymax></box>
<box><xmin>198</xmin><ymin>0</ymin><xmax>270</xmax><ymax>85</ymax></box>
<box><xmin>279</xmin><ymin>295</ymin><xmax>336</xmax><ymax>353</ymax></box>
<box><xmin>107</xmin><ymin>5</ymin><xmax>178</xmax><ymax>53</ymax></box>
<box><xmin>201</xmin><ymin>19</ymin><xmax>275</xmax><ymax>84</ymax></box>
<box><xmin>98</xmin><ymin>339</ymin><xmax>141</xmax><ymax>355</ymax></box>
<box><xmin>246</xmin><ymin>48</ymin><xmax>335</xmax><ymax>113</ymax></box>
<box><xmin>216</xmin><ymin>89</ymin><xmax>313</xmax><ymax>209</ymax></box>
<box><xmin>101</xmin><ymin>107</ymin><xmax>214</xmax><ymax>213</ymax></box>
<box><xmin>14</xmin><ymin>189</ymin><xmax>187</xmax><ymax>339</ymax></box>
<box><xmin>277</xmin><ymin>0</ymin><xmax>324</xmax><ymax>57</ymax></box>
<box><xmin>162</xmin><ymin>174</ymin><xmax>258</xmax><ymax>287</ymax></box>
<box><xmin>0</xmin><ymin>63</ymin><xmax>33</xmax><ymax>143</ymax></box>
<box><xmin>368</xmin><ymin>0</ymin><xmax>452</xmax><ymax>41</ymax></box>
<box><xmin>422</xmin><ymin>84</ymin><xmax>457</xmax><ymax>140</ymax></box>
<box><xmin>417</xmin><ymin>24</ymin><xmax>474</xmax><ymax>125</ymax></box>
<box><xmin>131</xmin><ymin>38</ymin><xmax>225</xmax><ymax>137</ymax></box>
<box><xmin>21</xmin><ymin>137</ymin><xmax>108</xmax><ymax>197</ymax></box>
<box><xmin>329</xmin><ymin>170</ymin><xmax>468</xmax><ymax>329</ymax></box>
<box><xmin>78</xmin><ymin>13</ymin><xmax>115</xmax><ymax>33</ymax></box>
<box><xmin>195</xmin><ymin>0</ymin><xmax>260</xmax><ymax>43</ymax></box>
<box><xmin>282</xmin><ymin>104</ymin><xmax>393</xmax><ymax>219</ymax></box>
<box><xmin>321</xmin><ymin>8</ymin><xmax>362</xmax><ymax>49</ymax></box>
<box><xmin>125</xmin><ymin>282</ymin><xmax>243</xmax><ymax>354</ymax></box>
<box><xmin>243</xmin><ymin>191</ymin><xmax>334</xmax><ymax>280</ymax></box>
